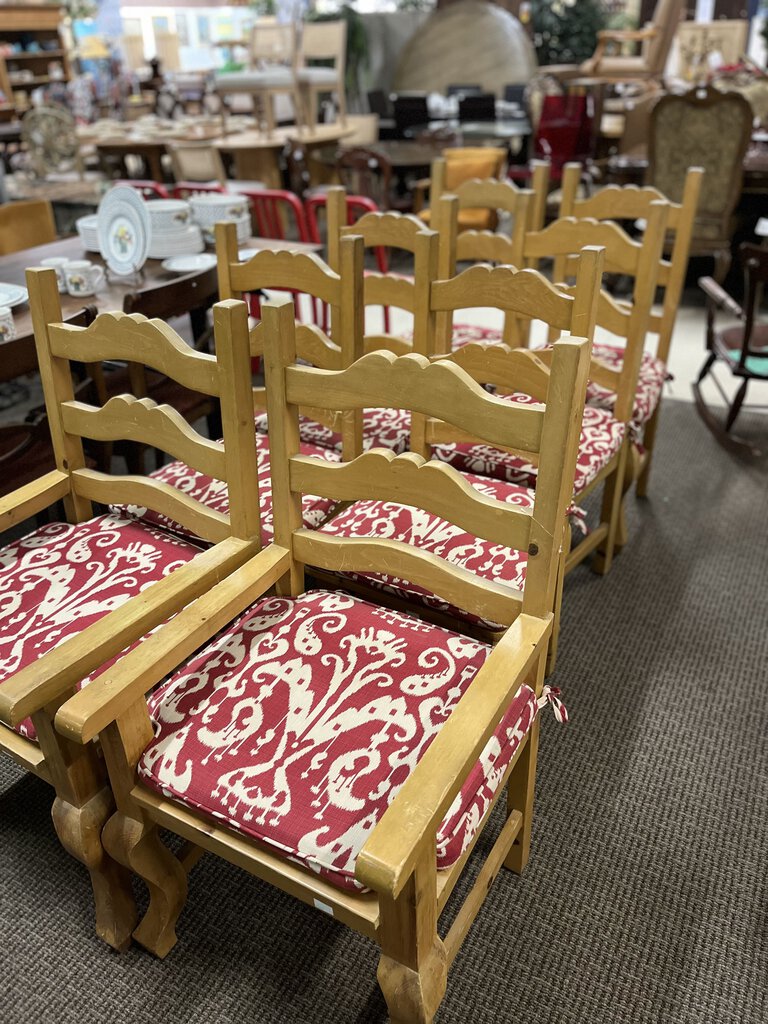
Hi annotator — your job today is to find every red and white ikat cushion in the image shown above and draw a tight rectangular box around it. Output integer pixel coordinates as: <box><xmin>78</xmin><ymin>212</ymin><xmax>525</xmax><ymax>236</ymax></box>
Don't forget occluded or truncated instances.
<box><xmin>315</xmin><ymin>472</ymin><xmax>537</xmax><ymax>630</ymax></box>
<box><xmin>139</xmin><ymin>590</ymin><xmax>546</xmax><ymax>892</ymax></box>
<box><xmin>432</xmin><ymin>395</ymin><xmax>626</xmax><ymax>497</ymax></box>
<box><xmin>253</xmin><ymin>407</ymin><xmax>412</xmax><ymax>456</ymax></box>
<box><xmin>587</xmin><ymin>342</ymin><xmax>668</xmax><ymax>439</ymax></box>
<box><xmin>114</xmin><ymin>433</ymin><xmax>340</xmax><ymax>546</ymax></box>
<box><xmin>0</xmin><ymin>514</ymin><xmax>203</xmax><ymax>741</ymax></box>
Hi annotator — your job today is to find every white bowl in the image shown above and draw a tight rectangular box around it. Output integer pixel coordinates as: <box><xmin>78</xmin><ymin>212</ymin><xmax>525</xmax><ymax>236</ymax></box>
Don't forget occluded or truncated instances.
<box><xmin>145</xmin><ymin>199</ymin><xmax>192</xmax><ymax>231</ymax></box>
<box><xmin>189</xmin><ymin>193</ymin><xmax>248</xmax><ymax>226</ymax></box>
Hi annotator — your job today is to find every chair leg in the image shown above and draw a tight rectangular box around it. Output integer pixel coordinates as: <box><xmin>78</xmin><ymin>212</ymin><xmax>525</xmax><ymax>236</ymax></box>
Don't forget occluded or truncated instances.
<box><xmin>725</xmin><ymin>378</ymin><xmax>748</xmax><ymax>432</ymax></box>
<box><xmin>636</xmin><ymin>396</ymin><xmax>665</xmax><ymax>499</ymax></box>
<box><xmin>31</xmin><ymin>708</ymin><xmax>137</xmax><ymax>952</ymax></box>
<box><xmin>546</xmin><ymin>522</ymin><xmax>570</xmax><ymax>675</ymax></box>
<box><xmin>377</xmin><ymin>845</ymin><xmax>447</xmax><ymax>1024</ymax></box>
<box><xmin>102</xmin><ymin>810</ymin><xmax>188</xmax><ymax>959</ymax></box>
<box><xmin>336</xmin><ymin>77</ymin><xmax>347</xmax><ymax>126</ymax></box>
<box><xmin>593</xmin><ymin>442</ymin><xmax>629</xmax><ymax>576</ymax></box>
<box><xmin>504</xmin><ymin>720</ymin><xmax>541</xmax><ymax>875</ymax></box>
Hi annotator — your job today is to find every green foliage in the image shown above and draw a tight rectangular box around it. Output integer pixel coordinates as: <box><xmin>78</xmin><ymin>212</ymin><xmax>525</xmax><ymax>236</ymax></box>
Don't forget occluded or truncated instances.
<box><xmin>530</xmin><ymin>0</ymin><xmax>608</xmax><ymax>66</ymax></box>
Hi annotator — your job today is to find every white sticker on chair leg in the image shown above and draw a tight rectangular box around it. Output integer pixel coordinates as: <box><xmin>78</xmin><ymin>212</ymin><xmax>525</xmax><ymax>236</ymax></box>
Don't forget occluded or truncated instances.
<box><xmin>314</xmin><ymin>899</ymin><xmax>334</xmax><ymax>916</ymax></box>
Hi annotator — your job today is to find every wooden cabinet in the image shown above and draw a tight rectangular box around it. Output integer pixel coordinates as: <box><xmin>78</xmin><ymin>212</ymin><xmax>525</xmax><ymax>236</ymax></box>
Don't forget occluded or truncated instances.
<box><xmin>0</xmin><ymin>4</ymin><xmax>70</xmax><ymax>121</ymax></box>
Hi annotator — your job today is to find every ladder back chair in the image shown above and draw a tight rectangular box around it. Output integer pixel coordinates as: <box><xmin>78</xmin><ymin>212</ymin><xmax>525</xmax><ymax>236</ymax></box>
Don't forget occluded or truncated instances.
<box><xmin>55</xmin><ymin>294</ymin><xmax>590</xmax><ymax>1024</ymax></box>
<box><xmin>0</xmin><ymin>268</ymin><xmax>261</xmax><ymax>952</ymax></box>
<box><xmin>521</xmin><ymin>208</ymin><xmax>670</xmax><ymax>568</ymax></box>
<box><xmin>559</xmin><ymin>162</ymin><xmax>704</xmax><ymax>496</ymax></box>
<box><xmin>217</xmin><ymin>220</ymin><xmax>365</xmax><ymax>460</ymax></box>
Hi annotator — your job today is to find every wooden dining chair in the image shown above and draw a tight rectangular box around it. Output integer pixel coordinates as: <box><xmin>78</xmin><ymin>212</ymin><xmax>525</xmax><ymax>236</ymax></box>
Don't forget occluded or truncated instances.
<box><xmin>55</xmin><ymin>295</ymin><xmax>589</xmax><ymax>1024</ymax></box>
<box><xmin>0</xmin><ymin>199</ymin><xmax>57</xmax><ymax>256</ymax></box>
<box><xmin>694</xmin><ymin>243</ymin><xmax>768</xmax><ymax>455</ymax></box>
<box><xmin>417</xmin><ymin>148</ymin><xmax>509</xmax><ymax>231</ymax></box>
<box><xmin>297</xmin><ymin>19</ymin><xmax>348</xmax><ymax>127</ymax></box>
<box><xmin>559</xmin><ymin>162</ymin><xmax>704</xmax><ymax>496</ymax></box>
<box><xmin>0</xmin><ymin>267</ymin><xmax>261</xmax><ymax>951</ymax></box>
<box><xmin>216</xmin><ymin>221</ymin><xmax>364</xmax><ymax>460</ymax></box>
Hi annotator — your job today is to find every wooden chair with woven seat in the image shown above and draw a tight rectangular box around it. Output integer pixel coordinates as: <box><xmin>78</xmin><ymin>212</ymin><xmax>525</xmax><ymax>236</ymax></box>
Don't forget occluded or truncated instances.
<box><xmin>0</xmin><ymin>199</ymin><xmax>57</xmax><ymax>256</ymax></box>
<box><xmin>694</xmin><ymin>243</ymin><xmax>768</xmax><ymax>456</ymax></box>
<box><xmin>0</xmin><ymin>267</ymin><xmax>262</xmax><ymax>952</ymax></box>
<box><xmin>55</xmin><ymin>293</ymin><xmax>589</xmax><ymax>1023</ymax></box>
<box><xmin>559</xmin><ymin>162</ymin><xmax>704</xmax><ymax>497</ymax></box>
<box><xmin>297</xmin><ymin>19</ymin><xmax>347</xmax><ymax>127</ymax></box>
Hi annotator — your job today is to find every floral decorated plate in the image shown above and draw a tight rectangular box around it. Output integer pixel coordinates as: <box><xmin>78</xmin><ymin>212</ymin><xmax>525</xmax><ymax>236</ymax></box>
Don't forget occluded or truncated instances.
<box><xmin>97</xmin><ymin>185</ymin><xmax>152</xmax><ymax>277</ymax></box>
<box><xmin>0</xmin><ymin>283</ymin><xmax>29</xmax><ymax>309</ymax></box>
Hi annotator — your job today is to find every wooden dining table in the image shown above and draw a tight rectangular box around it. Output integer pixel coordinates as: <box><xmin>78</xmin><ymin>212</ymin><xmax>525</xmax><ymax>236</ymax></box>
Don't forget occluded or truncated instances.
<box><xmin>0</xmin><ymin>233</ymin><xmax>321</xmax><ymax>382</ymax></box>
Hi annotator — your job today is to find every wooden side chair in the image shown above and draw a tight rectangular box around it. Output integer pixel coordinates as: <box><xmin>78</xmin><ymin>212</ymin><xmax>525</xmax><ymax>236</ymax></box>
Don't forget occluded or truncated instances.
<box><xmin>217</xmin><ymin>221</ymin><xmax>365</xmax><ymax>460</ymax></box>
<box><xmin>55</xmin><ymin>295</ymin><xmax>589</xmax><ymax>1023</ymax></box>
<box><xmin>297</xmin><ymin>19</ymin><xmax>348</xmax><ymax>127</ymax></box>
<box><xmin>169</xmin><ymin>143</ymin><xmax>227</xmax><ymax>187</ymax></box>
<box><xmin>559</xmin><ymin>162</ymin><xmax>704</xmax><ymax>496</ymax></box>
<box><xmin>0</xmin><ymin>199</ymin><xmax>57</xmax><ymax>256</ymax></box>
<box><xmin>336</xmin><ymin>146</ymin><xmax>394</xmax><ymax>211</ymax></box>
<box><xmin>694</xmin><ymin>243</ymin><xmax>768</xmax><ymax>456</ymax></box>
<box><xmin>0</xmin><ymin>268</ymin><xmax>261</xmax><ymax>951</ymax></box>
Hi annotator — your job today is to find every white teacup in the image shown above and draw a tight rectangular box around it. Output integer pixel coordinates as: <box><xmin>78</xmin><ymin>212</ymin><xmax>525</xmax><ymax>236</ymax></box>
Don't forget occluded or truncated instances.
<box><xmin>41</xmin><ymin>256</ymin><xmax>70</xmax><ymax>293</ymax></box>
<box><xmin>0</xmin><ymin>306</ymin><xmax>16</xmax><ymax>342</ymax></box>
<box><xmin>64</xmin><ymin>260</ymin><xmax>105</xmax><ymax>297</ymax></box>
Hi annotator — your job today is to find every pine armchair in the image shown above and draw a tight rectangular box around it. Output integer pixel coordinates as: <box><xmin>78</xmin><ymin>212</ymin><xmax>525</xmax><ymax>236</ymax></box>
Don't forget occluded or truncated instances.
<box><xmin>55</xmin><ymin>294</ymin><xmax>588</xmax><ymax>1023</ymax></box>
<box><xmin>559</xmin><ymin>162</ymin><xmax>704</xmax><ymax>497</ymax></box>
<box><xmin>539</xmin><ymin>0</ymin><xmax>686</xmax><ymax>86</ymax></box>
<box><xmin>0</xmin><ymin>269</ymin><xmax>261</xmax><ymax>950</ymax></box>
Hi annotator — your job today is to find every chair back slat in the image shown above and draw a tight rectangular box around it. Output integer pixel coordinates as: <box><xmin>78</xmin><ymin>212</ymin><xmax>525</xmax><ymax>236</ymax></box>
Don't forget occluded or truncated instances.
<box><xmin>48</xmin><ymin>313</ymin><xmax>220</xmax><ymax>395</ymax></box>
<box><xmin>293</xmin><ymin>530</ymin><xmax>524</xmax><ymax>628</ymax></box>
<box><xmin>27</xmin><ymin>268</ymin><xmax>260</xmax><ymax>544</ymax></box>
<box><xmin>436</xmin><ymin>345</ymin><xmax>550</xmax><ymax>402</ymax></box>
<box><xmin>285</xmin><ymin>352</ymin><xmax>545</xmax><ymax>455</ymax></box>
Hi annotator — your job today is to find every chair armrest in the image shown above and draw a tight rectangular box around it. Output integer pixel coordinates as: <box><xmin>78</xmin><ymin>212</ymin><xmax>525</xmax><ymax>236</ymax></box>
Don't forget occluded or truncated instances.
<box><xmin>597</xmin><ymin>27</ymin><xmax>657</xmax><ymax>43</ymax></box>
<box><xmin>0</xmin><ymin>470</ymin><xmax>70</xmax><ymax>532</ymax></box>
<box><xmin>698</xmin><ymin>276</ymin><xmax>744</xmax><ymax>319</ymax></box>
<box><xmin>356</xmin><ymin>612</ymin><xmax>552</xmax><ymax>898</ymax></box>
<box><xmin>56</xmin><ymin>544</ymin><xmax>290</xmax><ymax>744</ymax></box>
<box><xmin>0</xmin><ymin>535</ymin><xmax>261</xmax><ymax>730</ymax></box>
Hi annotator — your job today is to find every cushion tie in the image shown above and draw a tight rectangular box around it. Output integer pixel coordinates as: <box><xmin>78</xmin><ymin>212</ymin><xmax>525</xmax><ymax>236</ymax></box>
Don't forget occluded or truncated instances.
<box><xmin>538</xmin><ymin>685</ymin><xmax>568</xmax><ymax>724</ymax></box>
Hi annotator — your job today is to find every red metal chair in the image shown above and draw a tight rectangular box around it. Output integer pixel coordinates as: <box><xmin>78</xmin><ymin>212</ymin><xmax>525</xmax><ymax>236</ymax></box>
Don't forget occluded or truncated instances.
<box><xmin>113</xmin><ymin>180</ymin><xmax>170</xmax><ymax>200</ymax></box>
<box><xmin>306</xmin><ymin>193</ymin><xmax>390</xmax><ymax>331</ymax></box>
<box><xmin>170</xmin><ymin>182</ymin><xmax>226</xmax><ymax>200</ymax></box>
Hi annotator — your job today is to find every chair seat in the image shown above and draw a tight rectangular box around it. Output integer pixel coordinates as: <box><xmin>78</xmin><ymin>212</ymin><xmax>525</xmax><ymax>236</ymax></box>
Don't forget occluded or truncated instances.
<box><xmin>214</xmin><ymin>69</ymin><xmax>294</xmax><ymax>92</ymax></box>
<box><xmin>113</xmin><ymin>433</ymin><xmax>340</xmax><ymax>546</ymax></box>
<box><xmin>0</xmin><ymin>514</ymin><xmax>203</xmax><ymax>741</ymax></box>
<box><xmin>139</xmin><ymin>589</ymin><xmax>541</xmax><ymax>892</ymax></box>
<box><xmin>586</xmin><ymin>343</ymin><xmax>669</xmax><ymax>437</ymax></box>
<box><xmin>296</xmin><ymin>67</ymin><xmax>339</xmax><ymax>85</ymax></box>
<box><xmin>717</xmin><ymin>323</ymin><xmax>768</xmax><ymax>378</ymax></box>
<box><xmin>418</xmin><ymin>208</ymin><xmax>495</xmax><ymax>232</ymax></box>
<box><xmin>316</xmin><ymin>472</ymin><xmax>537</xmax><ymax>630</ymax></box>
<box><xmin>254</xmin><ymin>407</ymin><xmax>412</xmax><ymax>456</ymax></box>
<box><xmin>433</xmin><ymin>399</ymin><xmax>626</xmax><ymax>497</ymax></box>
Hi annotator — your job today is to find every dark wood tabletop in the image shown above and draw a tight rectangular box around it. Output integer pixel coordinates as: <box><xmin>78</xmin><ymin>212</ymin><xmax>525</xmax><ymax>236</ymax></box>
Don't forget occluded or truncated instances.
<box><xmin>0</xmin><ymin>233</ymin><xmax>321</xmax><ymax>381</ymax></box>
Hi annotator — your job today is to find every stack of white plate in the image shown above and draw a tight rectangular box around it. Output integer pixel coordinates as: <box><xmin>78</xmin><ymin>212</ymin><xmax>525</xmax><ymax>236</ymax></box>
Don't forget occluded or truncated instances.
<box><xmin>188</xmin><ymin>193</ymin><xmax>251</xmax><ymax>244</ymax></box>
<box><xmin>145</xmin><ymin>199</ymin><xmax>204</xmax><ymax>259</ymax></box>
<box><xmin>76</xmin><ymin>214</ymin><xmax>100</xmax><ymax>253</ymax></box>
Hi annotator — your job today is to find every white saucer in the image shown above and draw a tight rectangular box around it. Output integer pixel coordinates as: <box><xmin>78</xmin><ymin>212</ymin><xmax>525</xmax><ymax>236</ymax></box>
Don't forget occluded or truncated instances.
<box><xmin>161</xmin><ymin>254</ymin><xmax>218</xmax><ymax>274</ymax></box>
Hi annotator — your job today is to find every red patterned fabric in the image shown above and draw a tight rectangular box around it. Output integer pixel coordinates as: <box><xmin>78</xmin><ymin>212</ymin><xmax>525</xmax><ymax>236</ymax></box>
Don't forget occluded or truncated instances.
<box><xmin>253</xmin><ymin>407</ymin><xmax>412</xmax><ymax>456</ymax></box>
<box><xmin>433</xmin><ymin>399</ymin><xmax>626</xmax><ymax>497</ymax></box>
<box><xmin>315</xmin><ymin>473</ymin><xmax>536</xmax><ymax>630</ymax></box>
<box><xmin>450</xmin><ymin>323</ymin><xmax>507</xmax><ymax>349</ymax></box>
<box><xmin>0</xmin><ymin>514</ymin><xmax>203</xmax><ymax>741</ymax></box>
<box><xmin>114</xmin><ymin>434</ymin><xmax>340</xmax><ymax>546</ymax></box>
<box><xmin>139</xmin><ymin>590</ymin><xmax>545</xmax><ymax>892</ymax></box>
<box><xmin>587</xmin><ymin>342</ymin><xmax>668</xmax><ymax>440</ymax></box>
